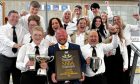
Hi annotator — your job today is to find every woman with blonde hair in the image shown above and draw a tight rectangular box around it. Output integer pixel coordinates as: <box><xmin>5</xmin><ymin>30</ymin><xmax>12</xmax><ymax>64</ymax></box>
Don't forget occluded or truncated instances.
<box><xmin>113</xmin><ymin>14</ymin><xmax>140</xmax><ymax>84</ymax></box>
<box><xmin>104</xmin><ymin>23</ymin><xmax>128</xmax><ymax>84</ymax></box>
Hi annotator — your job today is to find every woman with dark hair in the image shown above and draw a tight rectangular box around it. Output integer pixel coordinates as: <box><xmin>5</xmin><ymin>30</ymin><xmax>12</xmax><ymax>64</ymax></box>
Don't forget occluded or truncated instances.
<box><xmin>91</xmin><ymin>16</ymin><xmax>107</xmax><ymax>43</ymax></box>
<box><xmin>45</xmin><ymin>17</ymin><xmax>71</xmax><ymax>46</ymax></box>
<box><xmin>47</xmin><ymin>17</ymin><xmax>63</xmax><ymax>36</ymax></box>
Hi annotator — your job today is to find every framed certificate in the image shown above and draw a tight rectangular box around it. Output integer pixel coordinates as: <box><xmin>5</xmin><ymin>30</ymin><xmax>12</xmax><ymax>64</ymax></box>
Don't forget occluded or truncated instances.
<box><xmin>55</xmin><ymin>49</ymin><xmax>82</xmax><ymax>81</ymax></box>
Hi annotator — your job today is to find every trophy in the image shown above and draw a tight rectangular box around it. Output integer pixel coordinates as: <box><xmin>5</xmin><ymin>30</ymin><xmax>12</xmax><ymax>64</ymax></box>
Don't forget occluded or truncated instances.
<box><xmin>90</xmin><ymin>57</ymin><xmax>102</xmax><ymax>72</ymax></box>
<box><xmin>36</xmin><ymin>55</ymin><xmax>54</xmax><ymax>76</ymax></box>
<box><xmin>28</xmin><ymin>54</ymin><xmax>36</xmax><ymax>71</ymax></box>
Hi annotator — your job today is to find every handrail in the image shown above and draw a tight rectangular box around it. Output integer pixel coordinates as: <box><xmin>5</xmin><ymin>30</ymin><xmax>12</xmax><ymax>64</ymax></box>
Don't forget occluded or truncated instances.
<box><xmin>130</xmin><ymin>43</ymin><xmax>140</xmax><ymax>84</ymax></box>
<box><xmin>131</xmin><ymin>43</ymin><xmax>140</xmax><ymax>56</ymax></box>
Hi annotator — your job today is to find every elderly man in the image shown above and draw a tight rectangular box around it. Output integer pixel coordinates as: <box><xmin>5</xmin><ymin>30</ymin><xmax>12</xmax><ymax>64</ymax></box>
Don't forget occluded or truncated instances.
<box><xmin>81</xmin><ymin>30</ymin><xmax>118</xmax><ymax>84</ymax></box>
<box><xmin>48</xmin><ymin>28</ymin><xmax>86</xmax><ymax>84</ymax></box>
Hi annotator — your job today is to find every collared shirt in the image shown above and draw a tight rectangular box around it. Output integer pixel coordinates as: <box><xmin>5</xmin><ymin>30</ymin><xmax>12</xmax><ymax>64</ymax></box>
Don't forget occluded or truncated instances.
<box><xmin>58</xmin><ymin>42</ymin><xmax>69</xmax><ymax>50</ymax></box>
<box><xmin>75</xmin><ymin>32</ymin><xmax>85</xmax><ymax>46</ymax></box>
<box><xmin>23</xmin><ymin>33</ymin><xmax>50</xmax><ymax>47</ymax></box>
<box><xmin>123</xmin><ymin>21</ymin><xmax>140</xmax><ymax>45</ymax></box>
<box><xmin>62</xmin><ymin>21</ymin><xmax>77</xmax><ymax>35</ymax></box>
<box><xmin>45</xmin><ymin>34</ymin><xmax>71</xmax><ymax>44</ymax></box>
<box><xmin>16</xmin><ymin>42</ymin><xmax>48</xmax><ymax>72</ymax></box>
<box><xmin>0</xmin><ymin>22</ymin><xmax>26</xmax><ymax>57</ymax></box>
<box><xmin>104</xmin><ymin>23</ymin><xmax>110</xmax><ymax>38</ymax></box>
<box><xmin>105</xmin><ymin>38</ymin><xmax>128</xmax><ymax>69</ymax></box>
<box><xmin>81</xmin><ymin>35</ymin><xmax>118</xmax><ymax>77</ymax></box>
<box><xmin>22</xmin><ymin>33</ymin><xmax>31</xmax><ymax>44</ymax></box>
<box><xmin>19</xmin><ymin>14</ymin><xmax>46</xmax><ymax>33</ymax></box>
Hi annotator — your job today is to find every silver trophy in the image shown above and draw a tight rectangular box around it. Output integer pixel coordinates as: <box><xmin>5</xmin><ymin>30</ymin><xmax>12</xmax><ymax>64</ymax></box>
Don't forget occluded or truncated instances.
<box><xmin>90</xmin><ymin>57</ymin><xmax>102</xmax><ymax>72</ymax></box>
<box><xmin>36</xmin><ymin>55</ymin><xmax>54</xmax><ymax>76</ymax></box>
<box><xmin>28</xmin><ymin>54</ymin><xmax>36</xmax><ymax>71</ymax></box>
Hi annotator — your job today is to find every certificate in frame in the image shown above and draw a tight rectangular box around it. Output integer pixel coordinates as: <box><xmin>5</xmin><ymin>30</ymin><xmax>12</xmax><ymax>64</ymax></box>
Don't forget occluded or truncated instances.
<box><xmin>55</xmin><ymin>49</ymin><xmax>82</xmax><ymax>81</ymax></box>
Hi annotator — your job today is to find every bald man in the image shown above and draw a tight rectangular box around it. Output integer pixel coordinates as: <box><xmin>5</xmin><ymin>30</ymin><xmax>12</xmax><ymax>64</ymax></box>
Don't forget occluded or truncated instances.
<box><xmin>48</xmin><ymin>28</ymin><xmax>86</xmax><ymax>84</ymax></box>
<box><xmin>81</xmin><ymin>30</ymin><xmax>118</xmax><ymax>84</ymax></box>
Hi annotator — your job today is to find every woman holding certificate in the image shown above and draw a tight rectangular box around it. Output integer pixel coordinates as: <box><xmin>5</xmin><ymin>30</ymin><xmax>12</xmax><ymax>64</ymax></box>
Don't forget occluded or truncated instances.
<box><xmin>16</xmin><ymin>26</ymin><xmax>49</xmax><ymax>84</ymax></box>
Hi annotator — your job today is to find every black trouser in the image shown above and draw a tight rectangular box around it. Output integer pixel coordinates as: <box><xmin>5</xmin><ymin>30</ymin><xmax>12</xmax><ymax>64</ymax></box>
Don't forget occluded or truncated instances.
<box><xmin>0</xmin><ymin>54</ymin><xmax>21</xmax><ymax>84</ymax></box>
<box><xmin>123</xmin><ymin>45</ymin><xmax>132</xmax><ymax>84</ymax></box>
<box><xmin>127</xmin><ymin>45</ymin><xmax>131</xmax><ymax>69</ymax></box>
<box><xmin>20</xmin><ymin>71</ymin><xmax>48</xmax><ymax>84</ymax></box>
<box><xmin>82</xmin><ymin>73</ymin><xmax>107</xmax><ymax>84</ymax></box>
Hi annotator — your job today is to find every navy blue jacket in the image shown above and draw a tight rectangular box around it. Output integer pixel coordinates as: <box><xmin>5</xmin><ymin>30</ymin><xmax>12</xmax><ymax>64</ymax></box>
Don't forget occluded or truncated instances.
<box><xmin>48</xmin><ymin>42</ymin><xmax>86</xmax><ymax>74</ymax></box>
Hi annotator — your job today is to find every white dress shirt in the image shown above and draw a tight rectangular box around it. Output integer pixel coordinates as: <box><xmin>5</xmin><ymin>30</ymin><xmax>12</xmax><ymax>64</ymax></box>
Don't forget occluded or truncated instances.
<box><xmin>72</xmin><ymin>16</ymin><xmax>79</xmax><ymax>24</ymax></box>
<box><xmin>62</xmin><ymin>21</ymin><xmax>77</xmax><ymax>35</ymax></box>
<box><xmin>123</xmin><ymin>21</ymin><xmax>140</xmax><ymax>45</ymax></box>
<box><xmin>16</xmin><ymin>42</ymin><xmax>49</xmax><ymax>72</ymax></box>
<box><xmin>22</xmin><ymin>33</ymin><xmax>50</xmax><ymax>47</ymax></box>
<box><xmin>75</xmin><ymin>33</ymin><xmax>85</xmax><ymax>46</ymax></box>
<box><xmin>22</xmin><ymin>33</ymin><xmax>31</xmax><ymax>44</ymax></box>
<box><xmin>118</xmin><ymin>39</ymin><xmax>128</xmax><ymax>69</ymax></box>
<box><xmin>45</xmin><ymin>34</ymin><xmax>71</xmax><ymax>44</ymax></box>
<box><xmin>19</xmin><ymin>14</ymin><xmax>46</xmax><ymax>33</ymax></box>
<box><xmin>105</xmin><ymin>38</ymin><xmax>128</xmax><ymax>69</ymax></box>
<box><xmin>81</xmin><ymin>35</ymin><xmax>118</xmax><ymax>77</ymax></box>
<box><xmin>104</xmin><ymin>23</ymin><xmax>110</xmax><ymax>38</ymax></box>
<box><xmin>0</xmin><ymin>22</ymin><xmax>26</xmax><ymax>57</ymax></box>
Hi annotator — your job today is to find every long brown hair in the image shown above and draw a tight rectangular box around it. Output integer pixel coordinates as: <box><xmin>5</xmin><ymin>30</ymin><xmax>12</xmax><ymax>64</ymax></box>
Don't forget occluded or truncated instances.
<box><xmin>115</xmin><ymin>24</ymin><xmax>125</xmax><ymax>43</ymax></box>
<box><xmin>113</xmin><ymin>16</ymin><xmax>126</xmax><ymax>43</ymax></box>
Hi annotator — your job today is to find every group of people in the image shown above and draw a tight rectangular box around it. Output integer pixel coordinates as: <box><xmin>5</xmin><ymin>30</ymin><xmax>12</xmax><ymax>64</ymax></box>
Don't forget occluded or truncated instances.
<box><xmin>0</xmin><ymin>1</ymin><xmax>140</xmax><ymax>84</ymax></box>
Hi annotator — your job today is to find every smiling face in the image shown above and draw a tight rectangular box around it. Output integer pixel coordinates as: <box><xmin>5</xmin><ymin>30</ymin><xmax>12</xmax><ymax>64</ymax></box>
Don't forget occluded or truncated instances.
<box><xmin>8</xmin><ymin>12</ymin><xmax>19</xmax><ymax>26</ymax></box>
<box><xmin>74</xmin><ymin>7</ymin><xmax>82</xmax><ymax>16</ymax></box>
<box><xmin>55</xmin><ymin>28</ymin><xmax>68</xmax><ymax>45</ymax></box>
<box><xmin>109</xmin><ymin>24</ymin><xmax>120</xmax><ymax>34</ymax></box>
<box><xmin>91</xmin><ymin>8</ymin><xmax>99</xmax><ymax>15</ymax></box>
<box><xmin>113</xmin><ymin>16</ymin><xmax>122</xmax><ymax>26</ymax></box>
<box><xmin>28</xmin><ymin>20</ymin><xmax>38</xmax><ymax>34</ymax></box>
<box><xmin>51</xmin><ymin>19</ymin><xmax>61</xmax><ymax>32</ymax></box>
<box><xmin>31</xmin><ymin>26</ymin><xmax>44</xmax><ymax>45</ymax></box>
<box><xmin>77</xmin><ymin>19</ymin><xmax>87</xmax><ymax>33</ymax></box>
<box><xmin>88</xmin><ymin>31</ymin><xmax>99</xmax><ymax>46</ymax></box>
<box><xmin>63</xmin><ymin>11</ymin><xmax>71</xmax><ymax>23</ymax></box>
<box><xmin>29</xmin><ymin>6</ymin><xmax>39</xmax><ymax>15</ymax></box>
<box><xmin>95</xmin><ymin>18</ymin><xmax>101</xmax><ymax>28</ymax></box>
<box><xmin>101</xmin><ymin>12</ymin><xmax>107</xmax><ymax>23</ymax></box>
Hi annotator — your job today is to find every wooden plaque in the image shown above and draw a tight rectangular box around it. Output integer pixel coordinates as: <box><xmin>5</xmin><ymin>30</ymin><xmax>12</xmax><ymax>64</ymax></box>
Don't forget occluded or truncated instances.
<box><xmin>55</xmin><ymin>49</ymin><xmax>82</xmax><ymax>81</ymax></box>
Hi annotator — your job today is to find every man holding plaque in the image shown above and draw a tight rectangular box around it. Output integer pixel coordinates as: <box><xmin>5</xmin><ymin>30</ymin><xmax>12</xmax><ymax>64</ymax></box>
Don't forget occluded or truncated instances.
<box><xmin>48</xmin><ymin>28</ymin><xmax>86</xmax><ymax>84</ymax></box>
<box><xmin>16</xmin><ymin>26</ymin><xmax>49</xmax><ymax>84</ymax></box>
<box><xmin>81</xmin><ymin>30</ymin><xmax>118</xmax><ymax>84</ymax></box>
